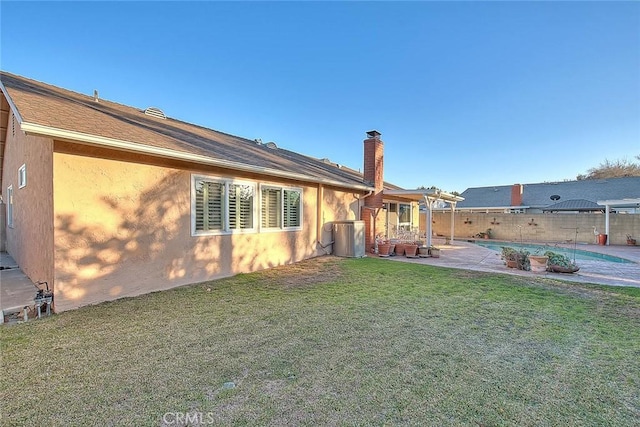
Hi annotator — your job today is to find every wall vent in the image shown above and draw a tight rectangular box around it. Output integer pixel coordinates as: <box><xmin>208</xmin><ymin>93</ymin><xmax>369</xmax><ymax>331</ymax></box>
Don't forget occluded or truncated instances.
<box><xmin>144</xmin><ymin>107</ymin><xmax>166</xmax><ymax>119</ymax></box>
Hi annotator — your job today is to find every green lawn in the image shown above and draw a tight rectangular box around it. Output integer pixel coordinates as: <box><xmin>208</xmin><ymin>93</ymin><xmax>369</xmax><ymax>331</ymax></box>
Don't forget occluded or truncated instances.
<box><xmin>1</xmin><ymin>257</ymin><xmax>639</xmax><ymax>426</ymax></box>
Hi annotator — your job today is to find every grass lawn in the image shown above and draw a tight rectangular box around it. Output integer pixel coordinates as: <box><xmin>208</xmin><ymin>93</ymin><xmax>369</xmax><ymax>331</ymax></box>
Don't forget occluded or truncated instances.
<box><xmin>1</xmin><ymin>256</ymin><xmax>639</xmax><ymax>426</ymax></box>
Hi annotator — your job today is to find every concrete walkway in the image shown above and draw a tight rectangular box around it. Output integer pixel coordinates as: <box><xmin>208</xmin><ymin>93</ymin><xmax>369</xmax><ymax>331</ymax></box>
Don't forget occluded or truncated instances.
<box><xmin>382</xmin><ymin>239</ymin><xmax>640</xmax><ymax>288</ymax></box>
<box><xmin>1</xmin><ymin>252</ymin><xmax>38</xmax><ymax>320</ymax></box>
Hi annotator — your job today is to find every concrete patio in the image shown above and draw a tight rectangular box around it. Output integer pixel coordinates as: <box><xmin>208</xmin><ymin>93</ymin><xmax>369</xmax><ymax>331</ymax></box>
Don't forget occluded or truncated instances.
<box><xmin>1</xmin><ymin>252</ymin><xmax>40</xmax><ymax>322</ymax></box>
<box><xmin>382</xmin><ymin>238</ymin><xmax>640</xmax><ymax>288</ymax></box>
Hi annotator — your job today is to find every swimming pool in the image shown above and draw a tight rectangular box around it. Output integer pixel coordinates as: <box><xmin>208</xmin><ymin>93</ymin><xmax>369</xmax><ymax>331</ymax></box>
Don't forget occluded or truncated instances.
<box><xmin>473</xmin><ymin>241</ymin><xmax>634</xmax><ymax>264</ymax></box>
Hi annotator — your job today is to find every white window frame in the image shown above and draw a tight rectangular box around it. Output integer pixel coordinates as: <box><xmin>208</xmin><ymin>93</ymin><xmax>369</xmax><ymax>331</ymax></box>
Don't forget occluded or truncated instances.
<box><xmin>18</xmin><ymin>164</ymin><xmax>26</xmax><ymax>189</ymax></box>
<box><xmin>259</xmin><ymin>184</ymin><xmax>303</xmax><ymax>232</ymax></box>
<box><xmin>6</xmin><ymin>185</ymin><xmax>14</xmax><ymax>228</ymax></box>
<box><xmin>398</xmin><ymin>203</ymin><xmax>412</xmax><ymax>230</ymax></box>
<box><xmin>191</xmin><ymin>174</ymin><xmax>257</xmax><ymax>236</ymax></box>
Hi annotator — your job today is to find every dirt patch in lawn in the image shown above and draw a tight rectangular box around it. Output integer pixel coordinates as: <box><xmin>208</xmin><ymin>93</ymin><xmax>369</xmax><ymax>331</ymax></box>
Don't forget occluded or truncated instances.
<box><xmin>256</xmin><ymin>255</ymin><xmax>345</xmax><ymax>289</ymax></box>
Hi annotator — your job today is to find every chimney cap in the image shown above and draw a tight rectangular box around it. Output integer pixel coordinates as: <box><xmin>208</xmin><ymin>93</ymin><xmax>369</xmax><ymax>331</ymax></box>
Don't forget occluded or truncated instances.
<box><xmin>366</xmin><ymin>130</ymin><xmax>381</xmax><ymax>139</ymax></box>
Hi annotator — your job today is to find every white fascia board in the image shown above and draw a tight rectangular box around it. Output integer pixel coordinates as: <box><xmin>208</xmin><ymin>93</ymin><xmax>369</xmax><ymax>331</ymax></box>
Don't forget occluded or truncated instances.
<box><xmin>597</xmin><ymin>198</ymin><xmax>640</xmax><ymax>206</ymax></box>
<box><xmin>20</xmin><ymin>122</ymin><xmax>374</xmax><ymax>192</ymax></box>
<box><xmin>433</xmin><ymin>206</ymin><xmax>531</xmax><ymax>211</ymax></box>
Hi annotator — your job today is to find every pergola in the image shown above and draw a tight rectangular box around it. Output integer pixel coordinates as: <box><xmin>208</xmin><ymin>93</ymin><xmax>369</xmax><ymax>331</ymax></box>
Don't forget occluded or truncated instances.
<box><xmin>384</xmin><ymin>189</ymin><xmax>465</xmax><ymax>247</ymax></box>
<box><xmin>597</xmin><ymin>198</ymin><xmax>640</xmax><ymax>245</ymax></box>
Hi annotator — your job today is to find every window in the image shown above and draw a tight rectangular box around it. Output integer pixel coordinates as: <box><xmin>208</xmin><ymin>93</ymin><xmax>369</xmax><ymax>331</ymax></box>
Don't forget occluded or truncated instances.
<box><xmin>399</xmin><ymin>203</ymin><xmax>411</xmax><ymax>223</ymax></box>
<box><xmin>261</xmin><ymin>185</ymin><xmax>302</xmax><ymax>230</ymax></box>
<box><xmin>192</xmin><ymin>175</ymin><xmax>256</xmax><ymax>235</ymax></box>
<box><xmin>18</xmin><ymin>164</ymin><xmax>26</xmax><ymax>188</ymax></box>
<box><xmin>6</xmin><ymin>185</ymin><xmax>13</xmax><ymax>228</ymax></box>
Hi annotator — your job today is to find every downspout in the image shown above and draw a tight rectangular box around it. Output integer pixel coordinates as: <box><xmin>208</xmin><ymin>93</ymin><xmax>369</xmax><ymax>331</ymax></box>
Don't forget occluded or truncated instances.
<box><xmin>315</xmin><ymin>183</ymin><xmax>333</xmax><ymax>254</ymax></box>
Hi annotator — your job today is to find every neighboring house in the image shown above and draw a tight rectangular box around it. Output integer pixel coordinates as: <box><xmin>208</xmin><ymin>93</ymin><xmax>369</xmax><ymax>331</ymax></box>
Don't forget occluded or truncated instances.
<box><xmin>450</xmin><ymin>178</ymin><xmax>640</xmax><ymax>214</ymax></box>
<box><xmin>0</xmin><ymin>72</ymin><xmax>420</xmax><ymax>311</ymax></box>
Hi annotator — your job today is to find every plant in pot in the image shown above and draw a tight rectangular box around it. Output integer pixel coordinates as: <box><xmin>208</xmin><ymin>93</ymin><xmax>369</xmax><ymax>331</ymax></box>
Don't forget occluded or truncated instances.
<box><xmin>544</xmin><ymin>251</ymin><xmax>579</xmax><ymax>273</ymax></box>
<box><xmin>428</xmin><ymin>246</ymin><xmax>441</xmax><ymax>258</ymax></box>
<box><xmin>378</xmin><ymin>241</ymin><xmax>392</xmax><ymax>257</ymax></box>
<box><xmin>475</xmin><ymin>228</ymin><xmax>493</xmax><ymax>239</ymax></box>
<box><xmin>528</xmin><ymin>249</ymin><xmax>549</xmax><ymax>273</ymax></box>
<box><xmin>627</xmin><ymin>234</ymin><xmax>637</xmax><ymax>246</ymax></box>
<box><xmin>501</xmin><ymin>247</ymin><xmax>529</xmax><ymax>270</ymax></box>
<box><xmin>405</xmin><ymin>242</ymin><xmax>419</xmax><ymax>258</ymax></box>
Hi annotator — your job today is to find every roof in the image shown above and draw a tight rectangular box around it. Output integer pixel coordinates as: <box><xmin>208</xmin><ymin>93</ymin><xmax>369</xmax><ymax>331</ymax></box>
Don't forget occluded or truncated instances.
<box><xmin>456</xmin><ymin>177</ymin><xmax>640</xmax><ymax>209</ymax></box>
<box><xmin>0</xmin><ymin>71</ymin><xmax>373</xmax><ymax>191</ymax></box>
<box><xmin>542</xmin><ymin>199</ymin><xmax>604</xmax><ymax>212</ymax></box>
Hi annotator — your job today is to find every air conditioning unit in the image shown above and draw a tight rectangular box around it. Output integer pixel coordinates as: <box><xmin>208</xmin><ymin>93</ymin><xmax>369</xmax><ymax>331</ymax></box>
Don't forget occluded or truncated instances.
<box><xmin>332</xmin><ymin>221</ymin><xmax>365</xmax><ymax>258</ymax></box>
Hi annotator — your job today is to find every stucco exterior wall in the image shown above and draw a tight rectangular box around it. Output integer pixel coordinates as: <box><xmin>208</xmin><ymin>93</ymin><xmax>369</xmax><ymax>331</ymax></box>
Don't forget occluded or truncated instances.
<box><xmin>422</xmin><ymin>212</ymin><xmax>640</xmax><ymax>245</ymax></box>
<box><xmin>52</xmin><ymin>143</ymin><xmax>361</xmax><ymax>311</ymax></box>
<box><xmin>2</xmin><ymin>111</ymin><xmax>54</xmax><ymax>285</ymax></box>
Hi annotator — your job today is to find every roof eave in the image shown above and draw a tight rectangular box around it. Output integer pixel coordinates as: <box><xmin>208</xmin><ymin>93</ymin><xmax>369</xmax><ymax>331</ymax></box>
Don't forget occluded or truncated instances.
<box><xmin>20</xmin><ymin>122</ymin><xmax>374</xmax><ymax>192</ymax></box>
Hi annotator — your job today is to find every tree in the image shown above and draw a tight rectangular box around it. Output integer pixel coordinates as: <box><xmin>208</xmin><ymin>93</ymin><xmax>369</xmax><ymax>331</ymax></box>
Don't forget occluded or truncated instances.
<box><xmin>576</xmin><ymin>155</ymin><xmax>640</xmax><ymax>180</ymax></box>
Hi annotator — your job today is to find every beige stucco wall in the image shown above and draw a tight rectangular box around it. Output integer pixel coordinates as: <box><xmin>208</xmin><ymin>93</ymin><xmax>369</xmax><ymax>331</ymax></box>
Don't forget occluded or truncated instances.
<box><xmin>1</xmin><ymin>110</ymin><xmax>54</xmax><ymax>286</ymax></box>
<box><xmin>422</xmin><ymin>212</ymin><xmax>640</xmax><ymax>245</ymax></box>
<box><xmin>52</xmin><ymin>143</ymin><xmax>362</xmax><ymax>311</ymax></box>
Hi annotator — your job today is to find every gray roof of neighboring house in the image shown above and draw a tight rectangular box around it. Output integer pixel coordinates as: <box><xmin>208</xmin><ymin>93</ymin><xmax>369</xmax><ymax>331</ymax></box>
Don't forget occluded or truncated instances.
<box><xmin>542</xmin><ymin>199</ymin><xmax>604</xmax><ymax>212</ymax></box>
<box><xmin>456</xmin><ymin>177</ymin><xmax>640</xmax><ymax>209</ymax></box>
<box><xmin>0</xmin><ymin>71</ymin><xmax>375</xmax><ymax>191</ymax></box>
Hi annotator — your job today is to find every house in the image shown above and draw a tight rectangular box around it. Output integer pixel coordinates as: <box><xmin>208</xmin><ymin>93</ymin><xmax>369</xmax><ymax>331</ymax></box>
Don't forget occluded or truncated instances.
<box><xmin>452</xmin><ymin>178</ymin><xmax>640</xmax><ymax>214</ymax></box>
<box><xmin>0</xmin><ymin>72</ymin><xmax>430</xmax><ymax>312</ymax></box>
<box><xmin>429</xmin><ymin>178</ymin><xmax>640</xmax><ymax>245</ymax></box>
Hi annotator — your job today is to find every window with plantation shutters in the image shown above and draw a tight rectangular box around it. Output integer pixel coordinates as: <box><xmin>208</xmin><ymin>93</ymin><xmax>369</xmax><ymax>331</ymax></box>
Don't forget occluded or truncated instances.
<box><xmin>283</xmin><ymin>189</ymin><xmax>301</xmax><ymax>228</ymax></box>
<box><xmin>261</xmin><ymin>187</ymin><xmax>281</xmax><ymax>229</ymax></box>
<box><xmin>192</xmin><ymin>175</ymin><xmax>257</xmax><ymax>235</ymax></box>
<box><xmin>229</xmin><ymin>184</ymin><xmax>254</xmax><ymax>230</ymax></box>
<box><xmin>261</xmin><ymin>185</ymin><xmax>303</xmax><ymax>230</ymax></box>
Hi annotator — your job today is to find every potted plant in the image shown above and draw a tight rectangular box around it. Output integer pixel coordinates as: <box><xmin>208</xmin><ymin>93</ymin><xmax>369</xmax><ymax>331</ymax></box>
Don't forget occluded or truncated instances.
<box><xmin>378</xmin><ymin>241</ymin><xmax>392</xmax><ymax>257</ymax></box>
<box><xmin>544</xmin><ymin>251</ymin><xmax>579</xmax><ymax>273</ymax></box>
<box><xmin>529</xmin><ymin>250</ymin><xmax>549</xmax><ymax>273</ymax></box>
<box><xmin>501</xmin><ymin>247</ymin><xmax>529</xmax><ymax>270</ymax></box>
<box><xmin>418</xmin><ymin>246</ymin><xmax>430</xmax><ymax>257</ymax></box>
<box><xmin>428</xmin><ymin>246</ymin><xmax>441</xmax><ymax>258</ymax></box>
<box><xmin>475</xmin><ymin>228</ymin><xmax>493</xmax><ymax>239</ymax></box>
<box><xmin>405</xmin><ymin>242</ymin><xmax>419</xmax><ymax>258</ymax></box>
<box><xmin>627</xmin><ymin>234</ymin><xmax>637</xmax><ymax>246</ymax></box>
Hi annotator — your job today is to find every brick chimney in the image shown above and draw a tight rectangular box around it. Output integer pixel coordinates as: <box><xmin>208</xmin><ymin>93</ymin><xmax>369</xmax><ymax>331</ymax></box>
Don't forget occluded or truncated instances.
<box><xmin>362</xmin><ymin>130</ymin><xmax>385</xmax><ymax>251</ymax></box>
<box><xmin>511</xmin><ymin>184</ymin><xmax>523</xmax><ymax>206</ymax></box>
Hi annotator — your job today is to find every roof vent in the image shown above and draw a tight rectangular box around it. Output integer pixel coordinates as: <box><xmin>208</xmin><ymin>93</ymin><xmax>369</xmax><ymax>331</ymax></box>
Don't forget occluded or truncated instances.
<box><xmin>550</xmin><ymin>195</ymin><xmax>560</xmax><ymax>201</ymax></box>
<box><xmin>144</xmin><ymin>107</ymin><xmax>166</xmax><ymax>119</ymax></box>
<box><xmin>254</xmin><ymin>138</ymin><xmax>263</xmax><ymax>144</ymax></box>
<box><xmin>265</xmin><ymin>141</ymin><xmax>278</xmax><ymax>149</ymax></box>
<box><xmin>93</xmin><ymin>90</ymin><xmax>99</xmax><ymax>102</ymax></box>
<box><xmin>322</xmin><ymin>158</ymin><xmax>332</xmax><ymax>164</ymax></box>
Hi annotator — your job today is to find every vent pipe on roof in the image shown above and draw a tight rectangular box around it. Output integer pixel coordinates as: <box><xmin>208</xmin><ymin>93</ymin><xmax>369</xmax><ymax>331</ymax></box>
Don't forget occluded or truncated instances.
<box><xmin>93</xmin><ymin>90</ymin><xmax>99</xmax><ymax>102</ymax></box>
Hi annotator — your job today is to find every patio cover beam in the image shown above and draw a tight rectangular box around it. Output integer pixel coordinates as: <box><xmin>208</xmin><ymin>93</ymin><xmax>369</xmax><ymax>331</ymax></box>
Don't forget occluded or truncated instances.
<box><xmin>384</xmin><ymin>189</ymin><xmax>464</xmax><ymax>247</ymax></box>
<box><xmin>597</xmin><ymin>198</ymin><xmax>640</xmax><ymax>246</ymax></box>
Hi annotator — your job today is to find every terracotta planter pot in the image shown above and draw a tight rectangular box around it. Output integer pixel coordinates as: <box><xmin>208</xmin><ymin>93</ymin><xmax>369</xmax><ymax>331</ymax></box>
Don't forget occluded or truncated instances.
<box><xmin>529</xmin><ymin>255</ymin><xmax>548</xmax><ymax>273</ymax></box>
<box><xmin>378</xmin><ymin>243</ymin><xmax>391</xmax><ymax>257</ymax></box>
<box><xmin>395</xmin><ymin>243</ymin><xmax>406</xmax><ymax>256</ymax></box>
<box><xmin>628</xmin><ymin>239</ymin><xmax>637</xmax><ymax>246</ymax></box>
<box><xmin>405</xmin><ymin>244</ymin><xmax>419</xmax><ymax>258</ymax></box>
<box><xmin>549</xmin><ymin>264</ymin><xmax>580</xmax><ymax>274</ymax></box>
<box><xmin>597</xmin><ymin>234</ymin><xmax>607</xmax><ymax>245</ymax></box>
<box><xmin>429</xmin><ymin>248</ymin><xmax>441</xmax><ymax>258</ymax></box>
<box><xmin>506</xmin><ymin>260</ymin><xmax>518</xmax><ymax>269</ymax></box>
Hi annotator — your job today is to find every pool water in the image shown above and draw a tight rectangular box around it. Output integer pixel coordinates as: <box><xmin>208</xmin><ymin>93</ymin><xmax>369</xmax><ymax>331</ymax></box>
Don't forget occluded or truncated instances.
<box><xmin>473</xmin><ymin>241</ymin><xmax>633</xmax><ymax>264</ymax></box>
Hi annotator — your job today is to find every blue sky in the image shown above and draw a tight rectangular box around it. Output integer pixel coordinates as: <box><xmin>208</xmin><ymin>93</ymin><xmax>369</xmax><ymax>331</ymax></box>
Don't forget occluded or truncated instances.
<box><xmin>1</xmin><ymin>1</ymin><xmax>638</xmax><ymax>192</ymax></box>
